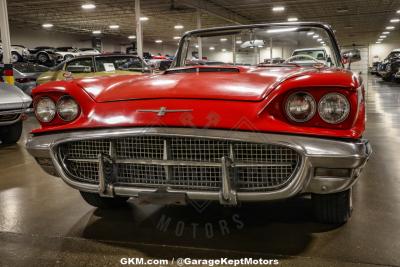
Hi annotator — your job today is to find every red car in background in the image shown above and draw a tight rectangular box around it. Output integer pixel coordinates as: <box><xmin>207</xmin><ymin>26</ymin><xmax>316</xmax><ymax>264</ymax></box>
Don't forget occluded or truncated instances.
<box><xmin>27</xmin><ymin>23</ymin><xmax>371</xmax><ymax>224</ymax></box>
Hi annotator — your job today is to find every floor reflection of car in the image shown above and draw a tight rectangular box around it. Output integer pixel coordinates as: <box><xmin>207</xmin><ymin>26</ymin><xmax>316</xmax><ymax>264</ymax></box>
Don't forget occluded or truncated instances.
<box><xmin>13</xmin><ymin>62</ymin><xmax>49</xmax><ymax>95</ymax></box>
<box><xmin>37</xmin><ymin>55</ymin><xmax>151</xmax><ymax>85</ymax></box>
<box><xmin>290</xmin><ymin>47</ymin><xmax>334</xmax><ymax>66</ymax></box>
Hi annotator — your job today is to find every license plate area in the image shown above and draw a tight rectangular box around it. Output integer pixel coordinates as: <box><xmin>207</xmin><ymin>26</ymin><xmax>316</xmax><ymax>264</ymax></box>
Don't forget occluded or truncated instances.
<box><xmin>138</xmin><ymin>190</ymin><xmax>187</xmax><ymax>205</ymax></box>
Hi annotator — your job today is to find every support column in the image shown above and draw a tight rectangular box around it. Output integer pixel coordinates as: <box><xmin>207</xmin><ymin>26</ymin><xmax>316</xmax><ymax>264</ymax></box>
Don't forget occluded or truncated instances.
<box><xmin>135</xmin><ymin>0</ymin><xmax>143</xmax><ymax>58</ymax></box>
<box><xmin>232</xmin><ymin>35</ymin><xmax>236</xmax><ymax>65</ymax></box>
<box><xmin>0</xmin><ymin>0</ymin><xmax>12</xmax><ymax>64</ymax></box>
<box><xmin>197</xmin><ymin>9</ymin><xmax>202</xmax><ymax>60</ymax></box>
<box><xmin>269</xmin><ymin>38</ymin><xmax>273</xmax><ymax>60</ymax></box>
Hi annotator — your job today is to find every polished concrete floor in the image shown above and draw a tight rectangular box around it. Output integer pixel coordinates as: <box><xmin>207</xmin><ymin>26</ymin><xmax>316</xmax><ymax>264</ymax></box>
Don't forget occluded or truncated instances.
<box><xmin>0</xmin><ymin>75</ymin><xmax>399</xmax><ymax>266</ymax></box>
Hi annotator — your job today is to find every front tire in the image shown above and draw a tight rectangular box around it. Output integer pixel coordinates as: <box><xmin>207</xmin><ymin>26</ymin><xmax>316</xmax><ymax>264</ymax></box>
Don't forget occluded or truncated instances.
<box><xmin>312</xmin><ymin>189</ymin><xmax>352</xmax><ymax>224</ymax></box>
<box><xmin>11</xmin><ymin>52</ymin><xmax>22</xmax><ymax>63</ymax></box>
<box><xmin>0</xmin><ymin>120</ymin><xmax>23</xmax><ymax>145</ymax></box>
<box><xmin>37</xmin><ymin>53</ymin><xmax>50</xmax><ymax>64</ymax></box>
<box><xmin>80</xmin><ymin>191</ymin><xmax>129</xmax><ymax>209</ymax></box>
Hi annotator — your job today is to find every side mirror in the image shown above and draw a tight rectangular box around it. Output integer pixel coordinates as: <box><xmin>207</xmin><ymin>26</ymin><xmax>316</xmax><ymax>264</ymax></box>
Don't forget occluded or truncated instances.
<box><xmin>341</xmin><ymin>49</ymin><xmax>361</xmax><ymax>70</ymax></box>
<box><xmin>342</xmin><ymin>49</ymin><xmax>361</xmax><ymax>63</ymax></box>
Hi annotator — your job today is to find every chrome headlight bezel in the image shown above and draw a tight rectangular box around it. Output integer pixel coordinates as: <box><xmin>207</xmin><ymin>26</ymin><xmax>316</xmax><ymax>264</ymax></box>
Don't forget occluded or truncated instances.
<box><xmin>285</xmin><ymin>92</ymin><xmax>317</xmax><ymax>123</ymax></box>
<box><xmin>318</xmin><ymin>93</ymin><xmax>350</xmax><ymax>124</ymax></box>
<box><xmin>56</xmin><ymin>96</ymin><xmax>80</xmax><ymax>122</ymax></box>
<box><xmin>35</xmin><ymin>97</ymin><xmax>56</xmax><ymax>123</ymax></box>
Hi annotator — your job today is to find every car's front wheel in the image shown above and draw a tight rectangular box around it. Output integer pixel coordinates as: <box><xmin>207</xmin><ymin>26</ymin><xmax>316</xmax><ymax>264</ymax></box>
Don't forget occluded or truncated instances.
<box><xmin>37</xmin><ymin>53</ymin><xmax>50</xmax><ymax>64</ymax></box>
<box><xmin>11</xmin><ymin>52</ymin><xmax>22</xmax><ymax>63</ymax></box>
<box><xmin>80</xmin><ymin>191</ymin><xmax>129</xmax><ymax>209</ymax></box>
<box><xmin>312</xmin><ymin>189</ymin><xmax>352</xmax><ymax>224</ymax></box>
<box><xmin>0</xmin><ymin>120</ymin><xmax>23</xmax><ymax>145</ymax></box>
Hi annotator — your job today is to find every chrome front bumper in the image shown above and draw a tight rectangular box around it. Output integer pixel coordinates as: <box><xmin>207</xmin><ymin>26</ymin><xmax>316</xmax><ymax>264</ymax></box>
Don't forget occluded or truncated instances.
<box><xmin>26</xmin><ymin>128</ymin><xmax>371</xmax><ymax>204</ymax></box>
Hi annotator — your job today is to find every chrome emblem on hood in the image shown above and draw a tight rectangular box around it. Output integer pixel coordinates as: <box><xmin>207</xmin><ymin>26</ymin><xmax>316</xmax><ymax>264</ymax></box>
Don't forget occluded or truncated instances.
<box><xmin>137</xmin><ymin>107</ymin><xmax>192</xmax><ymax>116</ymax></box>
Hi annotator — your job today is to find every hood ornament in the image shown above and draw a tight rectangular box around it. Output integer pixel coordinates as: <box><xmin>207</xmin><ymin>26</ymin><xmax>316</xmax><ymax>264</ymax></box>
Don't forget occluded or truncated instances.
<box><xmin>137</xmin><ymin>107</ymin><xmax>192</xmax><ymax>117</ymax></box>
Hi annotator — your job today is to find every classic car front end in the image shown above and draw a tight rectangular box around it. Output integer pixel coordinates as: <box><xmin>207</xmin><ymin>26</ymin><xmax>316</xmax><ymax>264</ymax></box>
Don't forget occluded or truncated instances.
<box><xmin>27</xmin><ymin>23</ymin><xmax>371</xmax><ymax>224</ymax></box>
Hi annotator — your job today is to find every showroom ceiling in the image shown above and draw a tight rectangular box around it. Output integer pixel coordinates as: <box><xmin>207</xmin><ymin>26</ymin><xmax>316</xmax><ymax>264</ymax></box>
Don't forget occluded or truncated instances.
<box><xmin>6</xmin><ymin>0</ymin><xmax>400</xmax><ymax>46</ymax></box>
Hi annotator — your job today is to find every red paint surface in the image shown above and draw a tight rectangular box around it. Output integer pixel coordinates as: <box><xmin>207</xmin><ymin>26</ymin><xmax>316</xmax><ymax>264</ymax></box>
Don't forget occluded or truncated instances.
<box><xmin>31</xmin><ymin>66</ymin><xmax>365</xmax><ymax>139</ymax></box>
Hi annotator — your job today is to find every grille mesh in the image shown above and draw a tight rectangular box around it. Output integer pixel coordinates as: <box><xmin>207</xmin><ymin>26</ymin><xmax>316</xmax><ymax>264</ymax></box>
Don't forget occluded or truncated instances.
<box><xmin>58</xmin><ymin>135</ymin><xmax>300</xmax><ymax>191</ymax></box>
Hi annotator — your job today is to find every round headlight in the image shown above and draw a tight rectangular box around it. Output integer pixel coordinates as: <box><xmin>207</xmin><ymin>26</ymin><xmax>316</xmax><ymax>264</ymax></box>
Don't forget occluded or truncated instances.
<box><xmin>35</xmin><ymin>97</ymin><xmax>56</xmax><ymax>122</ymax></box>
<box><xmin>318</xmin><ymin>93</ymin><xmax>350</xmax><ymax>124</ymax></box>
<box><xmin>57</xmin><ymin>96</ymin><xmax>80</xmax><ymax>121</ymax></box>
<box><xmin>285</xmin><ymin>92</ymin><xmax>316</xmax><ymax>122</ymax></box>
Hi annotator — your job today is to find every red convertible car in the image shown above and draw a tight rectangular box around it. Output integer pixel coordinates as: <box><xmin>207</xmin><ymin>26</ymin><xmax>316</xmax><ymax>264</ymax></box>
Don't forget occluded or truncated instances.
<box><xmin>27</xmin><ymin>23</ymin><xmax>371</xmax><ymax>224</ymax></box>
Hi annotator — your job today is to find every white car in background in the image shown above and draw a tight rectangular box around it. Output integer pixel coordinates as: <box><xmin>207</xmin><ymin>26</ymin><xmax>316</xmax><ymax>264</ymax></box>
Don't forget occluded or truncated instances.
<box><xmin>0</xmin><ymin>43</ymin><xmax>30</xmax><ymax>63</ymax></box>
<box><xmin>290</xmin><ymin>47</ymin><xmax>334</xmax><ymax>66</ymax></box>
<box><xmin>55</xmin><ymin>47</ymin><xmax>82</xmax><ymax>61</ymax></box>
<box><xmin>78</xmin><ymin>48</ymin><xmax>101</xmax><ymax>56</ymax></box>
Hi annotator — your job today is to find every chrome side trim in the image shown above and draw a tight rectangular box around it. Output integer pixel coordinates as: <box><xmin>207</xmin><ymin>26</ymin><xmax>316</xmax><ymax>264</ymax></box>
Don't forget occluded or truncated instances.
<box><xmin>27</xmin><ymin>127</ymin><xmax>371</xmax><ymax>201</ymax></box>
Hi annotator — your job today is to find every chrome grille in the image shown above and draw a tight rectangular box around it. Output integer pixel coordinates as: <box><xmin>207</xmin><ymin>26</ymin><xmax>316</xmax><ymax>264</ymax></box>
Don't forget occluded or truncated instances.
<box><xmin>0</xmin><ymin>113</ymin><xmax>20</xmax><ymax>122</ymax></box>
<box><xmin>57</xmin><ymin>135</ymin><xmax>300</xmax><ymax>191</ymax></box>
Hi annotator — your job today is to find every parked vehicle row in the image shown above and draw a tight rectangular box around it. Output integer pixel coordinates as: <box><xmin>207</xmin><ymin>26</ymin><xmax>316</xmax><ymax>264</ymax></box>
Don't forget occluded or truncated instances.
<box><xmin>0</xmin><ymin>44</ymin><xmax>101</xmax><ymax>65</ymax></box>
<box><xmin>371</xmin><ymin>49</ymin><xmax>400</xmax><ymax>82</ymax></box>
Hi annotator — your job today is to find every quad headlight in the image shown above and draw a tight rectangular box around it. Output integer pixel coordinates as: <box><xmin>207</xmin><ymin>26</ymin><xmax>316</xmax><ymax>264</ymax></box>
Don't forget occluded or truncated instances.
<box><xmin>57</xmin><ymin>96</ymin><xmax>79</xmax><ymax>121</ymax></box>
<box><xmin>35</xmin><ymin>97</ymin><xmax>56</xmax><ymax>122</ymax></box>
<box><xmin>318</xmin><ymin>93</ymin><xmax>350</xmax><ymax>124</ymax></box>
<box><xmin>285</xmin><ymin>92</ymin><xmax>316</xmax><ymax>122</ymax></box>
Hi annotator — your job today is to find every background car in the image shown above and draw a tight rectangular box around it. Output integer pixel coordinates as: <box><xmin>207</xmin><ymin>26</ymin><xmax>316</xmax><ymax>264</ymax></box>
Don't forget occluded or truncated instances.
<box><xmin>36</xmin><ymin>54</ymin><xmax>151</xmax><ymax>85</ymax></box>
<box><xmin>78</xmin><ymin>48</ymin><xmax>101</xmax><ymax>56</ymax></box>
<box><xmin>13</xmin><ymin>62</ymin><xmax>49</xmax><ymax>96</ymax></box>
<box><xmin>0</xmin><ymin>43</ymin><xmax>30</xmax><ymax>63</ymax></box>
<box><xmin>55</xmin><ymin>47</ymin><xmax>82</xmax><ymax>61</ymax></box>
<box><xmin>377</xmin><ymin>49</ymin><xmax>400</xmax><ymax>81</ymax></box>
<box><xmin>0</xmin><ymin>82</ymin><xmax>31</xmax><ymax>145</ymax></box>
<box><xmin>290</xmin><ymin>47</ymin><xmax>334</xmax><ymax>66</ymax></box>
<box><xmin>28</xmin><ymin>46</ymin><xmax>62</xmax><ymax>65</ymax></box>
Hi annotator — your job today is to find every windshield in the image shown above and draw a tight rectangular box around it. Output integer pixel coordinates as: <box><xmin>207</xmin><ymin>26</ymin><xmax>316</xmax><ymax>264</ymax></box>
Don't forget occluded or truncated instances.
<box><xmin>95</xmin><ymin>56</ymin><xmax>145</xmax><ymax>72</ymax></box>
<box><xmin>14</xmin><ymin>62</ymin><xmax>49</xmax><ymax>73</ymax></box>
<box><xmin>175</xmin><ymin>25</ymin><xmax>340</xmax><ymax>68</ymax></box>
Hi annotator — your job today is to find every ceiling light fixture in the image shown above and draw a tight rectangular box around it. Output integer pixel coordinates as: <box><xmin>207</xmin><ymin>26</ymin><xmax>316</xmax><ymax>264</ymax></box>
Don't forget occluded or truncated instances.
<box><xmin>390</xmin><ymin>18</ymin><xmax>400</xmax><ymax>23</ymax></box>
<box><xmin>307</xmin><ymin>31</ymin><xmax>315</xmax><ymax>35</ymax></box>
<box><xmin>386</xmin><ymin>26</ymin><xmax>395</xmax><ymax>30</ymax></box>
<box><xmin>317</xmin><ymin>38</ymin><xmax>322</xmax><ymax>41</ymax></box>
<box><xmin>109</xmin><ymin>25</ymin><xmax>119</xmax><ymax>29</ymax></box>
<box><xmin>155</xmin><ymin>40</ymin><xmax>163</xmax><ymax>43</ymax></box>
<box><xmin>380</xmin><ymin>35</ymin><xmax>387</xmax><ymax>38</ymax></box>
<box><xmin>173</xmin><ymin>36</ymin><xmax>181</xmax><ymax>40</ymax></box>
<box><xmin>82</xmin><ymin>3</ymin><xmax>96</xmax><ymax>9</ymax></box>
<box><xmin>287</xmin><ymin>17</ymin><xmax>298</xmax><ymax>22</ymax></box>
<box><xmin>209</xmin><ymin>46</ymin><xmax>215</xmax><ymax>50</ymax></box>
<box><xmin>42</xmin><ymin>23</ymin><xmax>53</xmax><ymax>28</ymax></box>
<box><xmin>397</xmin><ymin>10</ymin><xmax>400</xmax><ymax>14</ymax></box>
<box><xmin>174</xmin><ymin>25</ymin><xmax>184</xmax><ymax>29</ymax></box>
<box><xmin>92</xmin><ymin>30</ymin><xmax>101</xmax><ymax>34</ymax></box>
<box><xmin>377</xmin><ymin>39</ymin><xmax>383</xmax><ymax>42</ymax></box>
<box><xmin>128</xmin><ymin>35</ymin><xmax>136</xmax><ymax>39</ymax></box>
<box><xmin>220</xmin><ymin>38</ymin><xmax>228</xmax><ymax>42</ymax></box>
<box><xmin>236</xmin><ymin>40</ymin><xmax>243</xmax><ymax>44</ymax></box>
<box><xmin>382</xmin><ymin>31</ymin><xmax>390</xmax><ymax>34</ymax></box>
<box><xmin>272</xmin><ymin>6</ymin><xmax>285</xmax><ymax>12</ymax></box>
<box><xmin>140</xmin><ymin>17</ymin><xmax>149</xmax><ymax>21</ymax></box>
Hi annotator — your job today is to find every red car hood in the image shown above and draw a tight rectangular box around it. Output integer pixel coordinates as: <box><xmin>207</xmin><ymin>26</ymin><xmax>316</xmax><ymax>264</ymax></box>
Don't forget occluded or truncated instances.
<box><xmin>76</xmin><ymin>66</ymin><xmax>311</xmax><ymax>102</ymax></box>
